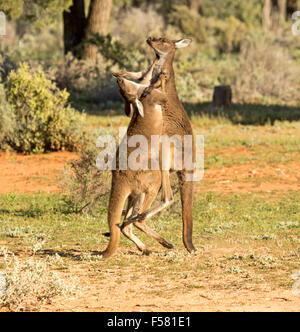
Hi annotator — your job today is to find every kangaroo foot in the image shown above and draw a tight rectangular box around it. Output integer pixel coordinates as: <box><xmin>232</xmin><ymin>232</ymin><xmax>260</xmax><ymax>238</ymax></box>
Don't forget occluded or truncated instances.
<box><xmin>142</xmin><ymin>248</ymin><xmax>152</xmax><ymax>256</ymax></box>
<box><xmin>161</xmin><ymin>242</ymin><xmax>174</xmax><ymax>249</ymax></box>
<box><xmin>185</xmin><ymin>242</ymin><xmax>197</xmax><ymax>253</ymax></box>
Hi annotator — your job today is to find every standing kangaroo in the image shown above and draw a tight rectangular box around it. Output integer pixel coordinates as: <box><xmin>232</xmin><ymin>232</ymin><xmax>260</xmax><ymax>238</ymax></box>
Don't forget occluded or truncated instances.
<box><xmin>101</xmin><ymin>74</ymin><xmax>174</xmax><ymax>258</ymax></box>
<box><xmin>117</xmin><ymin>37</ymin><xmax>196</xmax><ymax>254</ymax></box>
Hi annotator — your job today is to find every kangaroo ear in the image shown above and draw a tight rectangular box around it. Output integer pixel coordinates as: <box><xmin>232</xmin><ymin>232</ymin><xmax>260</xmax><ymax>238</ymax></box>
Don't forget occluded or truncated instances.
<box><xmin>135</xmin><ymin>99</ymin><xmax>144</xmax><ymax>118</ymax></box>
<box><xmin>175</xmin><ymin>39</ymin><xmax>192</xmax><ymax>49</ymax></box>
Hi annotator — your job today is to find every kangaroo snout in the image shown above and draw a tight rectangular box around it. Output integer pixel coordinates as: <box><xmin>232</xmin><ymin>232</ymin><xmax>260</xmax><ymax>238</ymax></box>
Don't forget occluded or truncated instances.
<box><xmin>112</xmin><ymin>71</ymin><xmax>120</xmax><ymax>78</ymax></box>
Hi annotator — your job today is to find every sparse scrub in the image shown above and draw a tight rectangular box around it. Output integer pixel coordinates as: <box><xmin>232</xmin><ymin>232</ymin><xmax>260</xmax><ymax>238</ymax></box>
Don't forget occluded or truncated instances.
<box><xmin>48</xmin><ymin>53</ymin><xmax>111</xmax><ymax>105</ymax></box>
<box><xmin>60</xmin><ymin>149</ymin><xmax>111</xmax><ymax>214</ymax></box>
<box><xmin>0</xmin><ymin>247</ymin><xmax>77</xmax><ymax>312</ymax></box>
<box><xmin>227</xmin><ymin>37</ymin><xmax>299</xmax><ymax>102</ymax></box>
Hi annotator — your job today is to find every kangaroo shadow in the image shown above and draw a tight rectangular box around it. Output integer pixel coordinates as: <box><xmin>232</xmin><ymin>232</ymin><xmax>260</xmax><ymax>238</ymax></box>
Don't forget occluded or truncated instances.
<box><xmin>35</xmin><ymin>248</ymin><xmax>150</xmax><ymax>260</ymax></box>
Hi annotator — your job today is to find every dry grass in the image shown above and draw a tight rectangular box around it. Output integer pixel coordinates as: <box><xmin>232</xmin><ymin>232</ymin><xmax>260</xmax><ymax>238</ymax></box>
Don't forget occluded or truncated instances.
<box><xmin>0</xmin><ymin>247</ymin><xmax>77</xmax><ymax>311</ymax></box>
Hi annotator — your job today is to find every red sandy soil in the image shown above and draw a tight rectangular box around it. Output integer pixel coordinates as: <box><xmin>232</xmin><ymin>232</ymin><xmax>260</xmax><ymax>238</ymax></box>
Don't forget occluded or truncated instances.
<box><xmin>1</xmin><ymin>149</ymin><xmax>300</xmax><ymax>195</ymax></box>
<box><xmin>0</xmin><ymin>151</ymin><xmax>78</xmax><ymax>194</ymax></box>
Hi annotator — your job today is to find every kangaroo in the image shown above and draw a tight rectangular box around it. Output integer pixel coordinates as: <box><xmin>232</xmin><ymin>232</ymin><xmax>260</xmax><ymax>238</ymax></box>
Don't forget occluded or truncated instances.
<box><xmin>117</xmin><ymin>37</ymin><xmax>196</xmax><ymax>253</ymax></box>
<box><xmin>101</xmin><ymin>74</ymin><xmax>174</xmax><ymax>258</ymax></box>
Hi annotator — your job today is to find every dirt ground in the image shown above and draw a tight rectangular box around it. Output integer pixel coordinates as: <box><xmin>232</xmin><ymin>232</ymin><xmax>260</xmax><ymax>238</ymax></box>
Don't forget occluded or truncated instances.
<box><xmin>40</xmin><ymin>251</ymin><xmax>300</xmax><ymax>313</ymax></box>
<box><xmin>0</xmin><ymin>151</ymin><xmax>78</xmax><ymax>194</ymax></box>
<box><xmin>0</xmin><ymin>150</ymin><xmax>299</xmax><ymax>312</ymax></box>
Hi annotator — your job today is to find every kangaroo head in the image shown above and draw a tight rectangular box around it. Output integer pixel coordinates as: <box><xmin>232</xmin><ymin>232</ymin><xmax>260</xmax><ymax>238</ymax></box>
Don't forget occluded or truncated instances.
<box><xmin>114</xmin><ymin>75</ymin><xmax>145</xmax><ymax>118</ymax></box>
<box><xmin>116</xmin><ymin>77</ymin><xmax>146</xmax><ymax>100</ymax></box>
<box><xmin>147</xmin><ymin>37</ymin><xmax>192</xmax><ymax>58</ymax></box>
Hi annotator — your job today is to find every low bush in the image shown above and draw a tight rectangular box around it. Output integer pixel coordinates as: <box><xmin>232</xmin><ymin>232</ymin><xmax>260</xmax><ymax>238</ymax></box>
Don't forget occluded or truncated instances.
<box><xmin>0</xmin><ymin>247</ymin><xmax>77</xmax><ymax>312</ymax></box>
<box><xmin>228</xmin><ymin>37</ymin><xmax>299</xmax><ymax>102</ymax></box>
<box><xmin>5</xmin><ymin>63</ymin><xmax>87</xmax><ymax>154</ymax></box>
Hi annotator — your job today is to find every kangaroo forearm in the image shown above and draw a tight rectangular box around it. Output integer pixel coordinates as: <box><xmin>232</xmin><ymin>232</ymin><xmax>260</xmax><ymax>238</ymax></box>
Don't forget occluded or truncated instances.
<box><xmin>120</xmin><ymin>61</ymin><xmax>158</xmax><ymax>81</ymax></box>
<box><xmin>120</xmin><ymin>71</ymin><xmax>144</xmax><ymax>80</ymax></box>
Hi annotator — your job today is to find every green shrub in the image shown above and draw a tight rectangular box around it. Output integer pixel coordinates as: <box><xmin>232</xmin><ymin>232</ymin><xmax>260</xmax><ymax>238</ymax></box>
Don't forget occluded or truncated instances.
<box><xmin>0</xmin><ymin>247</ymin><xmax>77</xmax><ymax>312</ymax></box>
<box><xmin>0</xmin><ymin>84</ymin><xmax>16</xmax><ymax>150</ymax></box>
<box><xmin>5</xmin><ymin>63</ymin><xmax>87</xmax><ymax>154</ymax></box>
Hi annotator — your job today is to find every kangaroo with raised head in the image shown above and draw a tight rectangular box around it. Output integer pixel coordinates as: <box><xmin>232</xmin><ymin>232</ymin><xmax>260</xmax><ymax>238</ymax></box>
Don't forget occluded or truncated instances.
<box><xmin>101</xmin><ymin>73</ymin><xmax>174</xmax><ymax>258</ymax></box>
<box><xmin>117</xmin><ymin>37</ymin><xmax>196</xmax><ymax>253</ymax></box>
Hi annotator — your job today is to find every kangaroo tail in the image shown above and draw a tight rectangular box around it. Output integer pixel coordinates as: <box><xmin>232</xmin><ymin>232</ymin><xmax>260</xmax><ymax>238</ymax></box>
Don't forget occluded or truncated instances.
<box><xmin>178</xmin><ymin>172</ymin><xmax>196</xmax><ymax>253</ymax></box>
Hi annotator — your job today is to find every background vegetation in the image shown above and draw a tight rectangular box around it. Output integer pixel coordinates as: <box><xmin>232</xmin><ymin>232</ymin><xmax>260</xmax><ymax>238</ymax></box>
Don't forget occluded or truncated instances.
<box><xmin>0</xmin><ymin>1</ymin><xmax>299</xmax><ymax>134</ymax></box>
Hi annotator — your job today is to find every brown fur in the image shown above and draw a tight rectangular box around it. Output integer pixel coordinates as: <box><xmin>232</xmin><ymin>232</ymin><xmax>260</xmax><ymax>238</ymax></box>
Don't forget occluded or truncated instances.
<box><xmin>117</xmin><ymin>37</ymin><xmax>196</xmax><ymax>253</ymax></box>
<box><xmin>101</xmin><ymin>75</ymin><xmax>173</xmax><ymax>258</ymax></box>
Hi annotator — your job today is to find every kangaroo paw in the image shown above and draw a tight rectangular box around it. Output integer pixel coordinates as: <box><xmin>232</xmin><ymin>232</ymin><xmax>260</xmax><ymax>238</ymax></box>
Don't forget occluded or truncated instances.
<box><xmin>161</xmin><ymin>242</ymin><xmax>174</xmax><ymax>250</ymax></box>
<box><xmin>142</xmin><ymin>248</ymin><xmax>152</xmax><ymax>256</ymax></box>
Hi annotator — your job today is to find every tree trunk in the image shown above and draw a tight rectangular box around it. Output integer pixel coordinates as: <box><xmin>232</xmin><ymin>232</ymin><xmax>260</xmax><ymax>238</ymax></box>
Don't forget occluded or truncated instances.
<box><xmin>15</xmin><ymin>20</ymin><xmax>27</xmax><ymax>39</ymax></box>
<box><xmin>187</xmin><ymin>0</ymin><xmax>203</xmax><ymax>14</ymax></box>
<box><xmin>278</xmin><ymin>0</ymin><xmax>287</xmax><ymax>20</ymax></box>
<box><xmin>63</xmin><ymin>0</ymin><xmax>86</xmax><ymax>57</ymax></box>
<box><xmin>263</xmin><ymin>0</ymin><xmax>288</xmax><ymax>31</ymax></box>
<box><xmin>263</xmin><ymin>0</ymin><xmax>273</xmax><ymax>29</ymax></box>
<box><xmin>82</xmin><ymin>0</ymin><xmax>112</xmax><ymax>61</ymax></box>
<box><xmin>287</xmin><ymin>0</ymin><xmax>298</xmax><ymax>18</ymax></box>
<box><xmin>213</xmin><ymin>86</ymin><xmax>232</xmax><ymax>110</ymax></box>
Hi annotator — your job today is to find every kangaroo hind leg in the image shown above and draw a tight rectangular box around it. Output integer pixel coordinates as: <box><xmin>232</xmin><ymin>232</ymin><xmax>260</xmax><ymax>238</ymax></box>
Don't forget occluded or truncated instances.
<box><xmin>133</xmin><ymin>186</ymin><xmax>174</xmax><ymax>250</ymax></box>
<box><xmin>121</xmin><ymin>193</ymin><xmax>151</xmax><ymax>255</ymax></box>
<box><xmin>101</xmin><ymin>182</ymin><xmax>130</xmax><ymax>258</ymax></box>
<box><xmin>130</xmin><ymin>170</ymin><xmax>174</xmax><ymax>222</ymax></box>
